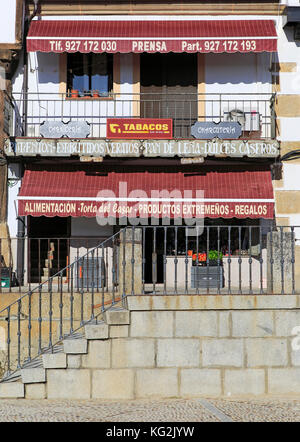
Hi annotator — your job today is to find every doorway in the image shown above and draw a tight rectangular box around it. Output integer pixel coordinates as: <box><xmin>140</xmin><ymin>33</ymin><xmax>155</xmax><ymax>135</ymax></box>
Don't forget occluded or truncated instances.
<box><xmin>28</xmin><ymin>216</ymin><xmax>70</xmax><ymax>283</ymax></box>
<box><xmin>140</xmin><ymin>53</ymin><xmax>198</xmax><ymax>137</ymax></box>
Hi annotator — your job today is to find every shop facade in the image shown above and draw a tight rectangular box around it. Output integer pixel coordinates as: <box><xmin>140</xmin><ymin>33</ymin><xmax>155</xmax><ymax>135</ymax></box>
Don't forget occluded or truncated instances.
<box><xmin>2</xmin><ymin>0</ymin><xmax>298</xmax><ymax>294</ymax></box>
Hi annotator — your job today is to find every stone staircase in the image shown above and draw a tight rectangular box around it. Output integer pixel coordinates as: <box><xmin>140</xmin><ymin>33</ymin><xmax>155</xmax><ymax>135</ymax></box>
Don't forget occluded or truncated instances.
<box><xmin>0</xmin><ymin>306</ymin><xmax>130</xmax><ymax>399</ymax></box>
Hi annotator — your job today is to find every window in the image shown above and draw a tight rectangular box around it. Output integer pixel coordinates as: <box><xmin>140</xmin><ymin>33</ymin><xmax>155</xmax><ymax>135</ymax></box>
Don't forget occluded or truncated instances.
<box><xmin>67</xmin><ymin>53</ymin><xmax>113</xmax><ymax>96</ymax></box>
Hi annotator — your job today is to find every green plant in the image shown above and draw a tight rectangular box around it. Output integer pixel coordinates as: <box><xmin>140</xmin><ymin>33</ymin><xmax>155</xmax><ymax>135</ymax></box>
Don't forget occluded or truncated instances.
<box><xmin>208</xmin><ymin>250</ymin><xmax>223</xmax><ymax>261</ymax></box>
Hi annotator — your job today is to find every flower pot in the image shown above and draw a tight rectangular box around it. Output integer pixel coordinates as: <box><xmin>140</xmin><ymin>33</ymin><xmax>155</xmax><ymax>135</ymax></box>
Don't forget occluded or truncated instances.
<box><xmin>92</xmin><ymin>90</ymin><xmax>100</xmax><ymax>98</ymax></box>
<box><xmin>191</xmin><ymin>265</ymin><xmax>224</xmax><ymax>289</ymax></box>
<box><xmin>71</xmin><ymin>89</ymin><xmax>79</xmax><ymax>98</ymax></box>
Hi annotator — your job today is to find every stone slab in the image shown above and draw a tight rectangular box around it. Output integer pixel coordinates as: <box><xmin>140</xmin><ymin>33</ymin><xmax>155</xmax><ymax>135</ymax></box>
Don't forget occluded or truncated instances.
<box><xmin>127</xmin><ymin>295</ymin><xmax>300</xmax><ymax>311</ymax></box>
<box><xmin>157</xmin><ymin>339</ymin><xmax>200</xmax><ymax>367</ymax></box>
<box><xmin>130</xmin><ymin>311</ymin><xmax>173</xmax><ymax>338</ymax></box>
<box><xmin>67</xmin><ymin>355</ymin><xmax>82</xmax><ymax>369</ymax></box>
<box><xmin>224</xmin><ymin>369</ymin><xmax>266</xmax><ymax>396</ymax></box>
<box><xmin>268</xmin><ymin>368</ymin><xmax>300</xmax><ymax>394</ymax></box>
<box><xmin>275</xmin><ymin>311</ymin><xmax>300</xmax><ymax>337</ymax></box>
<box><xmin>92</xmin><ymin>369</ymin><xmax>134</xmax><ymax>400</ymax></box>
<box><xmin>63</xmin><ymin>338</ymin><xmax>88</xmax><ymax>354</ymax></box>
<box><xmin>109</xmin><ymin>325</ymin><xmax>129</xmax><ymax>338</ymax></box>
<box><xmin>202</xmin><ymin>339</ymin><xmax>244</xmax><ymax>367</ymax></box>
<box><xmin>21</xmin><ymin>368</ymin><xmax>46</xmax><ymax>384</ymax></box>
<box><xmin>105</xmin><ymin>309</ymin><xmax>130</xmax><ymax>325</ymax></box>
<box><xmin>42</xmin><ymin>353</ymin><xmax>67</xmax><ymax>369</ymax></box>
<box><xmin>136</xmin><ymin>368</ymin><xmax>178</xmax><ymax>398</ymax></box>
<box><xmin>180</xmin><ymin>369</ymin><xmax>222</xmax><ymax>397</ymax></box>
<box><xmin>84</xmin><ymin>323</ymin><xmax>109</xmax><ymax>340</ymax></box>
<box><xmin>245</xmin><ymin>338</ymin><xmax>288</xmax><ymax>367</ymax></box>
<box><xmin>111</xmin><ymin>338</ymin><xmax>155</xmax><ymax>368</ymax></box>
<box><xmin>0</xmin><ymin>382</ymin><xmax>25</xmax><ymax>398</ymax></box>
<box><xmin>231</xmin><ymin>311</ymin><xmax>274</xmax><ymax>337</ymax></box>
<box><xmin>175</xmin><ymin>311</ymin><xmax>218</xmax><ymax>337</ymax></box>
<box><xmin>47</xmin><ymin>369</ymin><xmax>91</xmax><ymax>399</ymax></box>
<box><xmin>81</xmin><ymin>340</ymin><xmax>111</xmax><ymax>368</ymax></box>
<box><xmin>25</xmin><ymin>383</ymin><xmax>46</xmax><ymax>399</ymax></box>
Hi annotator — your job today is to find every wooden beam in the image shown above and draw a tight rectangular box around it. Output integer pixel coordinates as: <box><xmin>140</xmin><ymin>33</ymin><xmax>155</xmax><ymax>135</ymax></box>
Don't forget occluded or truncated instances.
<box><xmin>29</xmin><ymin>3</ymin><xmax>286</xmax><ymax>16</ymax></box>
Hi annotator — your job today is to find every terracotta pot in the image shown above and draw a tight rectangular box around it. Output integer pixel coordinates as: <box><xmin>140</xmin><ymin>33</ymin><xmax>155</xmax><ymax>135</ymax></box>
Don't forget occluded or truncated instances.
<box><xmin>71</xmin><ymin>89</ymin><xmax>79</xmax><ymax>98</ymax></box>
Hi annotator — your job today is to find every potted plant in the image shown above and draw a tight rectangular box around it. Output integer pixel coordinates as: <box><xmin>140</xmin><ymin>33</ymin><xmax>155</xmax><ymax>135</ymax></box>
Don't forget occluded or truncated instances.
<box><xmin>71</xmin><ymin>89</ymin><xmax>79</xmax><ymax>98</ymax></box>
<box><xmin>190</xmin><ymin>250</ymin><xmax>224</xmax><ymax>289</ymax></box>
<box><xmin>92</xmin><ymin>90</ymin><xmax>100</xmax><ymax>98</ymax></box>
<box><xmin>207</xmin><ymin>250</ymin><xmax>223</xmax><ymax>266</ymax></box>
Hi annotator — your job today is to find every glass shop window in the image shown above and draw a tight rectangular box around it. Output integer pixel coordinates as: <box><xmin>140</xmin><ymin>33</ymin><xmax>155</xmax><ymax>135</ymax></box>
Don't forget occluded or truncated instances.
<box><xmin>67</xmin><ymin>53</ymin><xmax>113</xmax><ymax>97</ymax></box>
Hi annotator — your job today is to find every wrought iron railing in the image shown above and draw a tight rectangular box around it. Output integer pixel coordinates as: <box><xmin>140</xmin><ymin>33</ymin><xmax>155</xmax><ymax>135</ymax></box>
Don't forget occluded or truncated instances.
<box><xmin>0</xmin><ymin>225</ymin><xmax>299</xmax><ymax>294</ymax></box>
<box><xmin>11</xmin><ymin>92</ymin><xmax>276</xmax><ymax>139</ymax></box>
<box><xmin>0</xmin><ymin>229</ymin><xmax>126</xmax><ymax>380</ymax></box>
<box><xmin>0</xmin><ymin>225</ymin><xmax>299</xmax><ymax>380</ymax></box>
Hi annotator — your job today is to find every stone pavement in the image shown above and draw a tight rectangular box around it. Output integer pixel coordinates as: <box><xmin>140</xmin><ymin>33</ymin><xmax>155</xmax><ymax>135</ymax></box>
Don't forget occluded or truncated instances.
<box><xmin>1</xmin><ymin>397</ymin><xmax>300</xmax><ymax>422</ymax></box>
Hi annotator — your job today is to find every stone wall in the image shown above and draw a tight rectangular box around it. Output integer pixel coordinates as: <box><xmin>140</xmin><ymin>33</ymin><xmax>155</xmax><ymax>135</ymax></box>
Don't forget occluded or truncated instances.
<box><xmin>21</xmin><ymin>294</ymin><xmax>300</xmax><ymax>400</ymax></box>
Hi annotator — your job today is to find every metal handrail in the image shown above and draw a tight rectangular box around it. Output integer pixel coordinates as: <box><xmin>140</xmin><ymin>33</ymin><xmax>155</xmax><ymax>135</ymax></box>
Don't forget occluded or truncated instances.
<box><xmin>0</xmin><ymin>228</ymin><xmax>126</xmax><ymax>381</ymax></box>
<box><xmin>11</xmin><ymin>92</ymin><xmax>276</xmax><ymax>139</ymax></box>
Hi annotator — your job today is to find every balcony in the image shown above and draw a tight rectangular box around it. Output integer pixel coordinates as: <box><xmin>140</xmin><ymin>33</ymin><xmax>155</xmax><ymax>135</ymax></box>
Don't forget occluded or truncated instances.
<box><xmin>11</xmin><ymin>92</ymin><xmax>277</xmax><ymax>140</ymax></box>
<box><xmin>0</xmin><ymin>225</ymin><xmax>299</xmax><ymax>295</ymax></box>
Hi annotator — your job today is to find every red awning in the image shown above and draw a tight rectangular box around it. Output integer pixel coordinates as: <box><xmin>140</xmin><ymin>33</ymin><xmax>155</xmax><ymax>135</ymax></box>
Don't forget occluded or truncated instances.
<box><xmin>18</xmin><ymin>168</ymin><xmax>274</xmax><ymax>219</ymax></box>
<box><xmin>27</xmin><ymin>19</ymin><xmax>277</xmax><ymax>54</ymax></box>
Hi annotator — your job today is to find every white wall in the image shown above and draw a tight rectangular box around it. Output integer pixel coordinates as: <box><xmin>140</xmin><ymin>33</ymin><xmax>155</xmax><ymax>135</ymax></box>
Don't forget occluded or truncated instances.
<box><xmin>0</xmin><ymin>0</ymin><xmax>16</xmax><ymax>44</ymax></box>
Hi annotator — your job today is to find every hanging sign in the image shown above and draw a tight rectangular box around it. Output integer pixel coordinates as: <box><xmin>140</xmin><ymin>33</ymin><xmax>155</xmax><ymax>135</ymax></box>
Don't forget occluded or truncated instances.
<box><xmin>191</xmin><ymin>121</ymin><xmax>242</xmax><ymax>139</ymax></box>
<box><xmin>107</xmin><ymin>118</ymin><xmax>173</xmax><ymax>139</ymax></box>
<box><xmin>5</xmin><ymin>138</ymin><xmax>280</xmax><ymax>158</ymax></box>
<box><xmin>40</xmin><ymin>121</ymin><xmax>90</xmax><ymax>138</ymax></box>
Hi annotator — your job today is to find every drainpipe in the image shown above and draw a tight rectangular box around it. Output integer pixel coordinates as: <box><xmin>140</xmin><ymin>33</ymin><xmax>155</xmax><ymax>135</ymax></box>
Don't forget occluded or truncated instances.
<box><xmin>17</xmin><ymin>1</ymin><xmax>39</xmax><ymax>286</ymax></box>
<box><xmin>16</xmin><ymin>162</ymin><xmax>25</xmax><ymax>286</ymax></box>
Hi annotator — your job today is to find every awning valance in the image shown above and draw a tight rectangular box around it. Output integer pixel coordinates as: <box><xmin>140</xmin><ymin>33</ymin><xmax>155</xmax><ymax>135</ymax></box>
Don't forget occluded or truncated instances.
<box><xmin>18</xmin><ymin>168</ymin><xmax>274</xmax><ymax>219</ymax></box>
<box><xmin>27</xmin><ymin>19</ymin><xmax>277</xmax><ymax>54</ymax></box>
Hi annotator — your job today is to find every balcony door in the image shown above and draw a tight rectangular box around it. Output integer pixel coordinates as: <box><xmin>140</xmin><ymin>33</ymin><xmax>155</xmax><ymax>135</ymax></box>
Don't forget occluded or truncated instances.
<box><xmin>140</xmin><ymin>53</ymin><xmax>198</xmax><ymax>138</ymax></box>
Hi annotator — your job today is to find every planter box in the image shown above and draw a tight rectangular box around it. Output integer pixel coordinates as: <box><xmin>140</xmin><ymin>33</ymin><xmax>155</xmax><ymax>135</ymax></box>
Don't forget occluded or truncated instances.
<box><xmin>191</xmin><ymin>265</ymin><xmax>224</xmax><ymax>289</ymax></box>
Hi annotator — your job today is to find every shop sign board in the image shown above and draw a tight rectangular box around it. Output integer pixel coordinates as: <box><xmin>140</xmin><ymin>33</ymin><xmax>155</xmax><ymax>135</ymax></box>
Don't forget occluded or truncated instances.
<box><xmin>40</xmin><ymin>121</ymin><xmax>90</xmax><ymax>138</ymax></box>
<box><xmin>191</xmin><ymin>121</ymin><xmax>242</xmax><ymax>139</ymax></box>
<box><xmin>106</xmin><ymin>118</ymin><xmax>173</xmax><ymax>139</ymax></box>
<box><xmin>19</xmin><ymin>199</ymin><xmax>274</xmax><ymax>219</ymax></box>
<box><xmin>5</xmin><ymin>138</ymin><xmax>280</xmax><ymax>159</ymax></box>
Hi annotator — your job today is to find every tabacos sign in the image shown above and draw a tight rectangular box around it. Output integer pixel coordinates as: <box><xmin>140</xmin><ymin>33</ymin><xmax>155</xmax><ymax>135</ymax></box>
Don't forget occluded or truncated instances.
<box><xmin>107</xmin><ymin>118</ymin><xmax>173</xmax><ymax>139</ymax></box>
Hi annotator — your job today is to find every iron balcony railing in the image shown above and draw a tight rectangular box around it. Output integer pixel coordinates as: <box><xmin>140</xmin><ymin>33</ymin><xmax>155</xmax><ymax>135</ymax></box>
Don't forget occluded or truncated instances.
<box><xmin>0</xmin><ymin>225</ymin><xmax>298</xmax><ymax>295</ymax></box>
<box><xmin>0</xmin><ymin>225</ymin><xmax>299</xmax><ymax>380</ymax></box>
<box><xmin>11</xmin><ymin>92</ymin><xmax>277</xmax><ymax>139</ymax></box>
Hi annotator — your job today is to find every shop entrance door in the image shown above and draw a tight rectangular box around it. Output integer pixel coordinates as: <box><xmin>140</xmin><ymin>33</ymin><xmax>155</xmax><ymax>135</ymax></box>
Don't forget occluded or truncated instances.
<box><xmin>28</xmin><ymin>216</ymin><xmax>70</xmax><ymax>283</ymax></box>
<box><xmin>140</xmin><ymin>53</ymin><xmax>198</xmax><ymax>138</ymax></box>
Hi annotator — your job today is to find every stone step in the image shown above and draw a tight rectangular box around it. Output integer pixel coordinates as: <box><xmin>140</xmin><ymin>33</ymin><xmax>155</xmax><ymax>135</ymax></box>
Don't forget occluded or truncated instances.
<box><xmin>84</xmin><ymin>320</ymin><xmax>109</xmax><ymax>340</ymax></box>
<box><xmin>63</xmin><ymin>334</ymin><xmax>88</xmax><ymax>354</ymax></box>
<box><xmin>42</xmin><ymin>345</ymin><xmax>67</xmax><ymax>369</ymax></box>
<box><xmin>21</xmin><ymin>367</ymin><xmax>46</xmax><ymax>384</ymax></box>
<box><xmin>0</xmin><ymin>381</ymin><xmax>25</xmax><ymax>398</ymax></box>
<box><xmin>21</xmin><ymin>358</ymin><xmax>46</xmax><ymax>384</ymax></box>
<box><xmin>104</xmin><ymin>307</ymin><xmax>130</xmax><ymax>325</ymax></box>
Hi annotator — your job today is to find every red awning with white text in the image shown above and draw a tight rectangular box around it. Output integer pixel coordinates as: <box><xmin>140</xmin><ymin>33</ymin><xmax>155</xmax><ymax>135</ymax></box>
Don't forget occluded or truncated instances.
<box><xmin>18</xmin><ymin>168</ymin><xmax>275</xmax><ymax>219</ymax></box>
<box><xmin>27</xmin><ymin>19</ymin><xmax>277</xmax><ymax>54</ymax></box>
